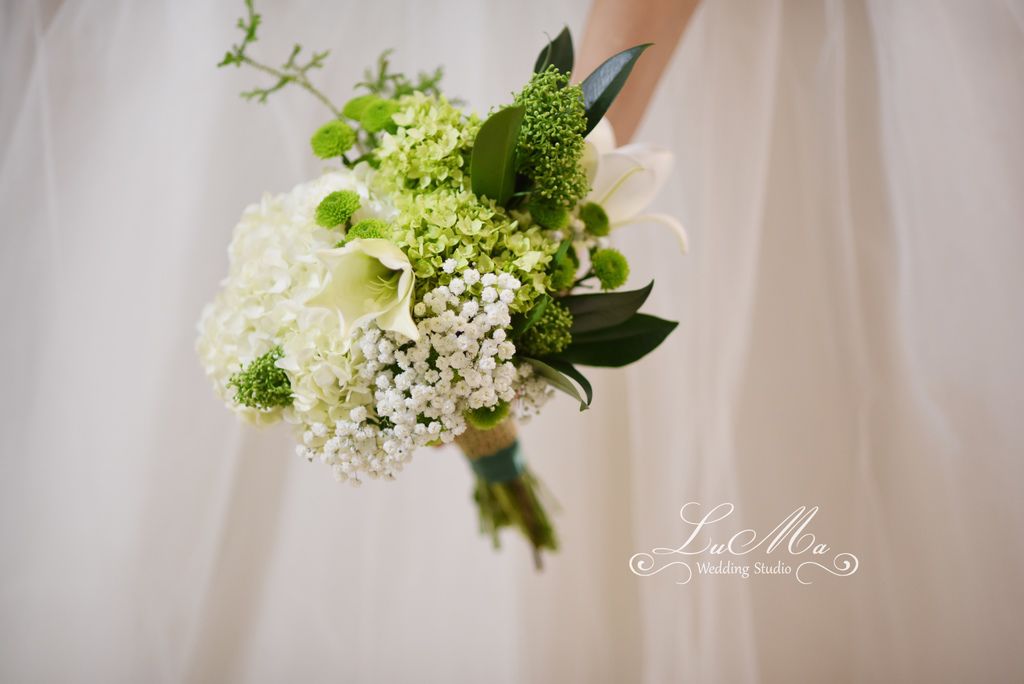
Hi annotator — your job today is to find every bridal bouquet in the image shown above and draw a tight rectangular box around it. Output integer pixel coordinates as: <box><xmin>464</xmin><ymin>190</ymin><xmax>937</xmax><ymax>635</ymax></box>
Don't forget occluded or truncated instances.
<box><xmin>198</xmin><ymin>1</ymin><xmax>687</xmax><ymax>565</ymax></box>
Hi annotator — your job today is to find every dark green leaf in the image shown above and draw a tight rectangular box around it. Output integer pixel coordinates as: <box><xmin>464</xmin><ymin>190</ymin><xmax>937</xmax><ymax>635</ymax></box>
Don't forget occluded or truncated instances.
<box><xmin>524</xmin><ymin>358</ymin><xmax>590</xmax><ymax>411</ymax></box>
<box><xmin>552</xmin><ymin>238</ymin><xmax>572</xmax><ymax>267</ymax></box>
<box><xmin>471</xmin><ymin>106</ymin><xmax>525</xmax><ymax>205</ymax></box>
<box><xmin>538</xmin><ymin>357</ymin><xmax>593</xmax><ymax>407</ymax></box>
<box><xmin>580</xmin><ymin>44</ymin><xmax>651</xmax><ymax>134</ymax></box>
<box><xmin>511</xmin><ymin>294</ymin><xmax>551</xmax><ymax>338</ymax></box>
<box><xmin>553</xmin><ymin>313</ymin><xmax>677</xmax><ymax>367</ymax></box>
<box><xmin>559</xmin><ymin>281</ymin><xmax>654</xmax><ymax>333</ymax></box>
<box><xmin>533</xmin><ymin>27</ymin><xmax>574</xmax><ymax>75</ymax></box>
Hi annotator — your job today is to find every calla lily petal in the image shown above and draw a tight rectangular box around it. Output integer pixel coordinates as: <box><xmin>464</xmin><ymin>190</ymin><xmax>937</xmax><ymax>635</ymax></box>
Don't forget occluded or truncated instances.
<box><xmin>586</xmin><ymin>118</ymin><xmax>617</xmax><ymax>157</ymax></box>
<box><xmin>615</xmin><ymin>212</ymin><xmax>690</xmax><ymax>254</ymax></box>
<box><xmin>581</xmin><ymin>141</ymin><xmax>601</xmax><ymax>185</ymax></box>
<box><xmin>374</xmin><ymin>271</ymin><xmax>418</xmax><ymax>340</ymax></box>
<box><xmin>308</xmin><ymin>238</ymin><xmax>419</xmax><ymax>341</ymax></box>
<box><xmin>615</xmin><ymin>144</ymin><xmax>674</xmax><ymax>197</ymax></box>
<box><xmin>592</xmin><ymin>145</ymin><xmax>675</xmax><ymax>223</ymax></box>
<box><xmin>582</xmin><ymin>118</ymin><xmax>618</xmax><ymax>185</ymax></box>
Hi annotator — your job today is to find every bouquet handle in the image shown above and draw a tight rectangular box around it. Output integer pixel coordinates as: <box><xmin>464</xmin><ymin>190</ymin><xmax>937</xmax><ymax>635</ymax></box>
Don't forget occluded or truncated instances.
<box><xmin>456</xmin><ymin>419</ymin><xmax>558</xmax><ymax>568</ymax></box>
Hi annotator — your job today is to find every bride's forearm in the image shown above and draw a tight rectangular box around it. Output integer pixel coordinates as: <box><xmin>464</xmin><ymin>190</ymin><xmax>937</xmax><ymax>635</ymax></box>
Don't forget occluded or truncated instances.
<box><xmin>577</xmin><ymin>0</ymin><xmax>699</xmax><ymax>142</ymax></box>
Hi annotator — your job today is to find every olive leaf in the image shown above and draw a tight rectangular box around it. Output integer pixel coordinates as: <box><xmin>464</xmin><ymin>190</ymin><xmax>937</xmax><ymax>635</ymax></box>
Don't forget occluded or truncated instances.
<box><xmin>559</xmin><ymin>281</ymin><xmax>654</xmax><ymax>333</ymax></box>
<box><xmin>524</xmin><ymin>357</ymin><xmax>592</xmax><ymax>411</ymax></box>
<box><xmin>552</xmin><ymin>313</ymin><xmax>677</xmax><ymax>367</ymax></box>
<box><xmin>470</xmin><ymin>105</ymin><xmax>525</xmax><ymax>205</ymax></box>
<box><xmin>580</xmin><ymin>44</ymin><xmax>651</xmax><ymax>134</ymax></box>
<box><xmin>534</xmin><ymin>27</ymin><xmax>574</xmax><ymax>75</ymax></box>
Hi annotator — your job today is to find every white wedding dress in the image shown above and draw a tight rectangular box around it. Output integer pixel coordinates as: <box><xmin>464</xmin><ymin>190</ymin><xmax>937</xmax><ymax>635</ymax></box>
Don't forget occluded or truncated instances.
<box><xmin>2</xmin><ymin>1</ymin><xmax>1023</xmax><ymax>682</ymax></box>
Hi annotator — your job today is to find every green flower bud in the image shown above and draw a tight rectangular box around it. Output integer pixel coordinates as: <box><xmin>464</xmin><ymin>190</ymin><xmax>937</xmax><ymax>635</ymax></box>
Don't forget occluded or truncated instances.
<box><xmin>229</xmin><ymin>346</ymin><xmax>292</xmax><ymax>410</ymax></box>
<box><xmin>310</xmin><ymin>120</ymin><xmax>356</xmax><ymax>159</ymax></box>
<box><xmin>465</xmin><ymin>401</ymin><xmax>511</xmax><ymax>430</ymax></box>
<box><xmin>360</xmin><ymin>99</ymin><xmax>401</xmax><ymax>134</ymax></box>
<box><xmin>580</xmin><ymin>202</ymin><xmax>610</xmax><ymax>236</ymax></box>
<box><xmin>519</xmin><ymin>301</ymin><xmax>573</xmax><ymax>356</ymax></box>
<box><xmin>315</xmin><ymin>190</ymin><xmax>361</xmax><ymax>228</ymax></box>
<box><xmin>343</xmin><ymin>94</ymin><xmax>380</xmax><ymax>120</ymax></box>
<box><xmin>592</xmin><ymin>248</ymin><xmax>629</xmax><ymax>290</ymax></box>
<box><xmin>527</xmin><ymin>199</ymin><xmax>570</xmax><ymax>230</ymax></box>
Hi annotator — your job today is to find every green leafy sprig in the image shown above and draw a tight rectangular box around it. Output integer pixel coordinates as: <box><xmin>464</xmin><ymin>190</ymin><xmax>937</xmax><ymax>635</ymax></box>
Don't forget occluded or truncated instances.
<box><xmin>218</xmin><ymin>0</ymin><xmax>342</xmax><ymax>117</ymax></box>
<box><xmin>356</xmin><ymin>49</ymin><xmax>445</xmax><ymax>100</ymax></box>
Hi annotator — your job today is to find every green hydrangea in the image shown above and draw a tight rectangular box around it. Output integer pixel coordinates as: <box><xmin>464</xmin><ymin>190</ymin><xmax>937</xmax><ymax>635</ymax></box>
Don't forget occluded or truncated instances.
<box><xmin>375</xmin><ymin>92</ymin><xmax>479</xmax><ymax>193</ymax></box>
<box><xmin>513</xmin><ymin>66</ymin><xmax>589</xmax><ymax>207</ymax></box>
<box><xmin>527</xmin><ymin>199</ymin><xmax>569</xmax><ymax>230</ymax></box>
<box><xmin>315</xmin><ymin>190</ymin><xmax>361</xmax><ymax>228</ymax></box>
<box><xmin>373</xmin><ymin>93</ymin><xmax>560</xmax><ymax>313</ymax></box>
<box><xmin>580</xmin><ymin>201</ymin><xmax>610</xmax><ymax>236</ymax></box>
<box><xmin>519</xmin><ymin>301</ymin><xmax>573</xmax><ymax>356</ymax></box>
<box><xmin>310</xmin><ymin>120</ymin><xmax>356</xmax><ymax>159</ymax></box>
<box><xmin>229</xmin><ymin>346</ymin><xmax>292</xmax><ymax>410</ymax></box>
<box><xmin>390</xmin><ymin>188</ymin><xmax>556</xmax><ymax>311</ymax></box>
<box><xmin>360</xmin><ymin>98</ymin><xmax>401</xmax><ymax>133</ymax></box>
<box><xmin>465</xmin><ymin>400</ymin><xmax>511</xmax><ymax>430</ymax></box>
<box><xmin>592</xmin><ymin>248</ymin><xmax>629</xmax><ymax>290</ymax></box>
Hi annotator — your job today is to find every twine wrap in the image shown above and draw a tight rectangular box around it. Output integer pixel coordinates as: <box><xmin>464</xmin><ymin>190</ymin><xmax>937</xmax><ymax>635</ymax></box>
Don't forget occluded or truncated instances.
<box><xmin>456</xmin><ymin>419</ymin><xmax>525</xmax><ymax>484</ymax></box>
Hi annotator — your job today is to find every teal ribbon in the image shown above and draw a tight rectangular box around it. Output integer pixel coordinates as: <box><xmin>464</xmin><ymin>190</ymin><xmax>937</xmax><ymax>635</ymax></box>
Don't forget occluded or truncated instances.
<box><xmin>470</xmin><ymin>440</ymin><xmax>526</xmax><ymax>484</ymax></box>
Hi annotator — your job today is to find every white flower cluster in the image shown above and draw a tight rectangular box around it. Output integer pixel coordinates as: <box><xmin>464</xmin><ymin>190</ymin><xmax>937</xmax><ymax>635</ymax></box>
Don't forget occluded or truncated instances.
<box><xmin>196</xmin><ymin>170</ymin><xmax>389</xmax><ymax>425</ymax></box>
<box><xmin>297</xmin><ymin>270</ymin><xmax>531</xmax><ymax>484</ymax></box>
<box><xmin>199</xmin><ymin>171</ymin><xmax>557</xmax><ymax>486</ymax></box>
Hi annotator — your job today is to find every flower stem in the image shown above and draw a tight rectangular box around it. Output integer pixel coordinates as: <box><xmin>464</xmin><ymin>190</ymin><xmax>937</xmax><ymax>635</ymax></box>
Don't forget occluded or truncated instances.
<box><xmin>241</xmin><ymin>56</ymin><xmax>342</xmax><ymax>117</ymax></box>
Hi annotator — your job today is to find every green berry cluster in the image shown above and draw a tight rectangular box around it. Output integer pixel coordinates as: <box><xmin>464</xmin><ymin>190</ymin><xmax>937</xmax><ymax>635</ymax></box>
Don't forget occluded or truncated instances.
<box><xmin>514</xmin><ymin>67</ymin><xmax>589</xmax><ymax>208</ymax></box>
<box><xmin>592</xmin><ymin>248</ymin><xmax>629</xmax><ymax>290</ymax></box>
<box><xmin>519</xmin><ymin>301</ymin><xmax>573</xmax><ymax>357</ymax></box>
<box><xmin>229</xmin><ymin>346</ymin><xmax>292</xmax><ymax>410</ymax></box>
<box><xmin>315</xmin><ymin>190</ymin><xmax>361</xmax><ymax>228</ymax></box>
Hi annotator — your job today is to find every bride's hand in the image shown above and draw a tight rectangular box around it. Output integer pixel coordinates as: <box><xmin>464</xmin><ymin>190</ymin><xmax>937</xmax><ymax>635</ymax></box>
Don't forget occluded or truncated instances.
<box><xmin>577</xmin><ymin>0</ymin><xmax>700</xmax><ymax>142</ymax></box>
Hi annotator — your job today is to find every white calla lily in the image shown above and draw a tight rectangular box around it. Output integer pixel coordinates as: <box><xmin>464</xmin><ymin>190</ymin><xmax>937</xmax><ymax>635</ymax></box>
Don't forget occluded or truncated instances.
<box><xmin>582</xmin><ymin>120</ymin><xmax>689</xmax><ymax>253</ymax></box>
<box><xmin>308</xmin><ymin>238</ymin><xmax>419</xmax><ymax>342</ymax></box>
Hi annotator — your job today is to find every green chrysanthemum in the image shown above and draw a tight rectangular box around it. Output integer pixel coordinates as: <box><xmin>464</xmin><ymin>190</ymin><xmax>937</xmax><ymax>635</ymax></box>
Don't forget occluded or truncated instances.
<box><xmin>592</xmin><ymin>248</ymin><xmax>629</xmax><ymax>290</ymax></box>
<box><xmin>514</xmin><ymin>66</ymin><xmax>589</xmax><ymax>207</ymax></box>
<box><xmin>343</xmin><ymin>94</ymin><xmax>379</xmax><ymax>120</ymax></box>
<box><xmin>527</xmin><ymin>199</ymin><xmax>570</xmax><ymax>230</ymax></box>
<box><xmin>465</xmin><ymin>401</ymin><xmax>511</xmax><ymax>430</ymax></box>
<box><xmin>310</xmin><ymin>120</ymin><xmax>356</xmax><ymax>159</ymax></box>
<box><xmin>580</xmin><ymin>201</ymin><xmax>610</xmax><ymax>236</ymax></box>
<box><xmin>315</xmin><ymin>190</ymin><xmax>361</xmax><ymax>228</ymax></box>
<box><xmin>229</xmin><ymin>346</ymin><xmax>292</xmax><ymax>410</ymax></box>
<box><xmin>519</xmin><ymin>301</ymin><xmax>573</xmax><ymax>356</ymax></box>
<box><xmin>549</xmin><ymin>255</ymin><xmax>577</xmax><ymax>291</ymax></box>
<box><xmin>344</xmin><ymin>218</ymin><xmax>391</xmax><ymax>242</ymax></box>
<box><xmin>360</xmin><ymin>98</ymin><xmax>401</xmax><ymax>133</ymax></box>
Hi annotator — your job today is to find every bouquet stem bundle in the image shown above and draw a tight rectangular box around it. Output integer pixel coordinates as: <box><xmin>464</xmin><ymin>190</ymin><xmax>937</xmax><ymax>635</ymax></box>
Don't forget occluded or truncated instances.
<box><xmin>456</xmin><ymin>420</ymin><xmax>558</xmax><ymax>569</ymax></box>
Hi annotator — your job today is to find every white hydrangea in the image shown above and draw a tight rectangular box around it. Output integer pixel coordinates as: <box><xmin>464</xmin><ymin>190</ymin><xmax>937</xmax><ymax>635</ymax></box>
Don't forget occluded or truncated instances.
<box><xmin>196</xmin><ymin>169</ymin><xmax>390</xmax><ymax>426</ymax></box>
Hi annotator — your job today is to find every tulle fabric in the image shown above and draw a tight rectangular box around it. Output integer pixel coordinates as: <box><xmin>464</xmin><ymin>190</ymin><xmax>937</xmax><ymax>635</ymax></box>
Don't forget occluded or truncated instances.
<box><xmin>2</xmin><ymin>1</ymin><xmax>1023</xmax><ymax>681</ymax></box>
